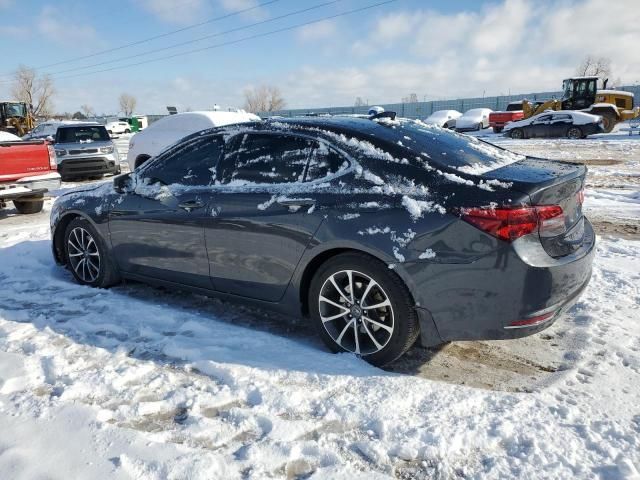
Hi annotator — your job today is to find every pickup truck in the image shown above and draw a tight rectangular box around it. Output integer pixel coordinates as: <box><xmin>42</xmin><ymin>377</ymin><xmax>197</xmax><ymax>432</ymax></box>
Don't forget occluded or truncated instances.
<box><xmin>489</xmin><ymin>101</ymin><xmax>525</xmax><ymax>133</ymax></box>
<box><xmin>0</xmin><ymin>133</ymin><xmax>61</xmax><ymax>214</ymax></box>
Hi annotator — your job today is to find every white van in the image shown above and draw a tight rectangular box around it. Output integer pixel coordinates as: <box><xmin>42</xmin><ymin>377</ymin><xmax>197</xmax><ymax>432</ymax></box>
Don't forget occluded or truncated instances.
<box><xmin>127</xmin><ymin>110</ymin><xmax>260</xmax><ymax>170</ymax></box>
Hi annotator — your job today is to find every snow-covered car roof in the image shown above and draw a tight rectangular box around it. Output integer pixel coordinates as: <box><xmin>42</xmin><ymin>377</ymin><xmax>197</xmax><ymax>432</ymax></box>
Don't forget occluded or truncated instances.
<box><xmin>426</xmin><ymin>110</ymin><xmax>462</xmax><ymax>119</ymax></box>
<box><xmin>462</xmin><ymin>108</ymin><xmax>493</xmax><ymax>116</ymax></box>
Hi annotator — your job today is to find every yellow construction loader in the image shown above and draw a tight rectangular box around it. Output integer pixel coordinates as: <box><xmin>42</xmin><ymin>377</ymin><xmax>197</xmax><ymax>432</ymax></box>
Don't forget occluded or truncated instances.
<box><xmin>522</xmin><ymin>77</ymin><xmax>640</xmax><ymax>133</ymax></box>
<box><xmin>0</xmin><ymin>101</ymin><xmax>34</xmax><ymax>136</ymax></box>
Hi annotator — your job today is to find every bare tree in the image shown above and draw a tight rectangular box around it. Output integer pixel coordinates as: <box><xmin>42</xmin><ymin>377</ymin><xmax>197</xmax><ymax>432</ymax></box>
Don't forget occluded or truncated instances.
<box><xmin>354</xmin><ymin>97</ymin><xmax>367</xmax><ymax>107</ymax></box>
<box><xmin>118</xmin><ymin>93</ymin><xmax>137</xmax><ymax>117</ymax></box>
<box><xmin>80</xmin><ymin>104</ymin><xmax>94</xmax><ymax>118</ymax></box>
<box><xmin>11</xmin><ymin>66</ymin><xmax>55</xmax><ymax>117</ymax></box>
<box><xmin>243</xmin><ymin>85</ymin><xmax>286</xmax><ymax>113</ymax></box>
<box><xmin>576</xmin><ymin>55</ymin><xmax>612</xmax><ymax>78</ymax></box>
<box><xmin>401</xmin><ymin>93</ymin><xmax>419</xmax><ymax>103</ymax></box>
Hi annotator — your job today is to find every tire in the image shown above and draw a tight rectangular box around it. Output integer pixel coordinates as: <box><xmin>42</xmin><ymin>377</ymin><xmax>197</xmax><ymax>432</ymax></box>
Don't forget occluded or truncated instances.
<box><xmin>107</xmin><ymin>130</ymin><xmax>113</xmax><ymax>135</ymax></box>
<box><xmin>493</xmin><ymin>126</ymin><xmax>503</xmax><ymax>133</ymax></box>
<box><xmin>125</xmin><ymin>129</ymin><xmax>131</xmax><ymax>134</ymax></box>
<box><xmin>13</xmin><ymin>198</ymin><xmax>44</xmax><ymax>214</ymax></box>
<box><xmin>510</xmin><ymin>128</ymin><xmax>525</xmax><ymax>139</ymax></box>
<box><xmin>309</xmin><ymin>252</ymin><xmax>420</xmax><ymax>367</ymax></box>
<box><xmin>64</xmin><ymin>217</ymin><xmax>120</xmax><ymax>288</ymax></box>
<box><xmin>598</xmin><ymin>113</ymin><xmax>616</xmax><ymax>133</ymax></box>
<box><xmin>567</xmin><ymin>126</ymin><xmax>583</xmax><ymax>139</ymax></box>
<box><xmin>476</xmin><ymin>123</ymin><xmax>483</xmax><ymax>131</ymax></box>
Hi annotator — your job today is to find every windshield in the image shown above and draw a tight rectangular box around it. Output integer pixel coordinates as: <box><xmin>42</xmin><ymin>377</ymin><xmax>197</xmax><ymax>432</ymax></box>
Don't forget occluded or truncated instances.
<box><xmin>5</xmin><ymin>103</ymin><xmax>27</xmax><ymax>117</ymax></box>
<box><xmin>57</xmin><ymin>126</ymin><xmax>110</xmax><ymax>143</ymax></box>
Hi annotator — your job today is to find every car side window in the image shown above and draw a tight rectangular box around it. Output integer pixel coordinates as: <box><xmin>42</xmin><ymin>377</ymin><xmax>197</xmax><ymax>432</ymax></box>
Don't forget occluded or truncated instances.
<box><xmin>552</xmin><ymin>114</ymin><xmax>572</xmax><ymax>122</ymax></box>
<box><xmin>142</xmin><ymin>135</ymin><xmax>223</xmax><ymax>186</ymax></box>
<box><xmin>220</xmin><ymin>133</ymin><xmax>312</xmax><ymax>185</ymax></box>
<box><xmin>535</xmin><ymin>115</ymin><xmax>552</xmax><ymax>122</ymax></box>
<box><xmin>305</xmin><ymin>143</ymin><xmax>348</xmax><ymax>182</ymax></box>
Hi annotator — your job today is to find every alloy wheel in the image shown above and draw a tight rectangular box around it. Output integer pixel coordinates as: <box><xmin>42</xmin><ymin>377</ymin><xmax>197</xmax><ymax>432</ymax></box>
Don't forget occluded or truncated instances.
<box><xmin>67</xmin><ymin>227</ymin><xmax>101</xmax><ymax>283</ymax></box>
<box><xmin>318</xmin><ymin>270</ymin><xmax>395</xmax><ymax>356</ymax></box>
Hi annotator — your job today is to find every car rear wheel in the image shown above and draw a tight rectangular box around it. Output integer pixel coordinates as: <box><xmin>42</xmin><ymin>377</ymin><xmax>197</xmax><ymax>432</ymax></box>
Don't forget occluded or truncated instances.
<box><xmin>567</xmin><ymin>126</ymin><xmax>583</xmax><ymax>139</ymax></box>
<box><xmin>64</xmin><ymin>217</ymin><xmax>120</xmax><ymax>288</ymax></box>
<box><xmin>13</xmin><ymin>198</ymin><xmax>44</xmax><ymax>214</ymax></box>
<box><xmin>510</xmin><ymin>128</ymin><xmax>524</xmax><ymax>139</ymax></box>
<box><xmin>476</xmin><ymin>123</ymin><xmax>483</xmax><ymax>131</ymax></box>
<box><xmin>309</xmin><ymin>253</ymin><xmax>419</xmax><ymax>366</ymax></box>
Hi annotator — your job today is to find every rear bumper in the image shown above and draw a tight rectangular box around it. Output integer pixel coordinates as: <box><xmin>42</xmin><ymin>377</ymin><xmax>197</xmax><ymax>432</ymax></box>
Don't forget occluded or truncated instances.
<box><xmin>58</xmin><ymin>156</ymin><xmax>119</xmax><ymax>178</ymax></box>
<box><xmin>0</xmin><ymin>172</ymin><xmax>61</xmax><ymax>201</ymax></box>
<box><xmin>409</xmin><ymin>218</ymin><xmax>596</xmax><ymax>346</ymax></box>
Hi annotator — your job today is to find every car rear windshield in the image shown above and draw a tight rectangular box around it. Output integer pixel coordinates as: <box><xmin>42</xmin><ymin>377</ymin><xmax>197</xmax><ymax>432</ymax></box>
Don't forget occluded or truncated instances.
<box><xmin>385</xmin><ymin>120</ymin><xmax>525</xmax><ymax>175</ymax></box>
<box><xmin>506</xmin><ymin>103</ymin><xmax>523</xmax><ymax>111</ymax></box>
<box><xmin>57</xmin><ymin>126</ymin><xmax>110</xmax><ymax>143</ymax></box>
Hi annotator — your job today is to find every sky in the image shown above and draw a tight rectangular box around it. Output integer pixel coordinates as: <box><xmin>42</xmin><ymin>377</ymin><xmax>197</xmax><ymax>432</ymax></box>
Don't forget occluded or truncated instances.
<box><xmin>1</xmin><ymin>0</ymin><xmax>639</xmax><ymax>115</ymax></box>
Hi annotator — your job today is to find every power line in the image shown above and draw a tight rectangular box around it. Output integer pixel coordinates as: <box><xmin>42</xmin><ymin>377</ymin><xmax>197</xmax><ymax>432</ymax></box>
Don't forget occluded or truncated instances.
<box><xmin>46</xmin><ymin>0</ymin><xmax>342</xmax><ymax>77</ymax></box>
<box><xmin>0</xmin><ymin>0</ymin><xmax>280</xmax><ymax>77</ymax></box>
<box><xmin>4</xmin><ymin>0</ymin><xmax>396</xmax><ymax>84</ymax></box>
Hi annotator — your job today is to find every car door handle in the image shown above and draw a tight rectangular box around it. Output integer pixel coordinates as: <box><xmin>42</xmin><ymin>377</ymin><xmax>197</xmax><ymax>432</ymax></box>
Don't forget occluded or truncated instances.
<box><xmin>276</xmin><ymin>198</ymin><xmax>316</xmax><ymax>207</ymax></box>
<box><xmin>178</xmin><ymin>200</ymin><xmax>204</xmax><ymax>211</ymax></box>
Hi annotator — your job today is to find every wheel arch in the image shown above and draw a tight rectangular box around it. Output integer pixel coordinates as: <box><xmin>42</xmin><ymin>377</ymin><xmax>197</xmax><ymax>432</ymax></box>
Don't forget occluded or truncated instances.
<box><xmin>52</xmin><ymin>211</ymin><xmax>101</xmax><ymax>265</ymax></box>
<box><xmin>296</xmin><ymin>244</ymin><xmax>419</xmax><ymax>316</ymax></box>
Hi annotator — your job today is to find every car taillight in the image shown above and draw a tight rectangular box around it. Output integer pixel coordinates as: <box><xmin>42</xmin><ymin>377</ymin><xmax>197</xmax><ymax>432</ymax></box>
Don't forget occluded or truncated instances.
<box><xmin>461</xmin><ymin>205</ymin><xmax>564</xmax><ymax>242</ymax></box>
<box><xmin>47</xmin><ymin>143</ymin><xmax>57</xmax><ymax>170</ymax></box>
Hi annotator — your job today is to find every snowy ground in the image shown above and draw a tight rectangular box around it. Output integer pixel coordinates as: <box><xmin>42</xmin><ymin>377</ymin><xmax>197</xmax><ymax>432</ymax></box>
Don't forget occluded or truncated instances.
<box><xmin>0</xmin><ymin>133</ymin><xmax>639</xmax><ymax>479</ymax></box>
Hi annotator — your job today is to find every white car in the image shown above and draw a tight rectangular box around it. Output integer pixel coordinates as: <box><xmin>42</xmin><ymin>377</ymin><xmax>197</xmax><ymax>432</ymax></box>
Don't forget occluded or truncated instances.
<box><xmin>105</xmin><ymin>121</ymin><xmax>131</xmax><ymax>135</ymax></box>
<box><xmin>455</xmin><ymin>108</ymin><xmax>493</xmax><ymax>132</ymax></box>
<box><xmin>127</xmin><ymin>110</ymin><xmax>260</xmax><ymax>170</ymax></box>
<box><xmin>424</xmin><ymin>110</ymin><xmax>463</xmax><ymax>129</ymax></box>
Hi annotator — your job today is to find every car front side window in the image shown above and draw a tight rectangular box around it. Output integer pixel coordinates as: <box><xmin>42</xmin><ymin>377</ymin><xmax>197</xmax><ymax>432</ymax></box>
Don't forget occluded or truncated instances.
<box><xmin>140</xmin><ymin>135</ymin><xmax>224</xmax><ymax>187</ymax></box>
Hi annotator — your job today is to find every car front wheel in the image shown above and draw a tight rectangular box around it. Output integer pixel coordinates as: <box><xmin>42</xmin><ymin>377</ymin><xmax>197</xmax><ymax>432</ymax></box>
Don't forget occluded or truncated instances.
<box><xmin>309</xmin><ymin>253</ymin><xmax>419</xmax><ymax>366</ymax></box>
<box><xmin>64</xmin><ymin>217</ymin><xmax>120</xmax><ymax>288</ymax></box>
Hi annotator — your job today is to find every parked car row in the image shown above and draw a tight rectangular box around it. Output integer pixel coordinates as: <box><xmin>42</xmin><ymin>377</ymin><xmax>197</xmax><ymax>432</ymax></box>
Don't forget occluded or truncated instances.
<box><xmin>425</xmin><ymin>102</ymin><xmax>603</xmax><ymax>139</ymax></box>
<box><xmin>424</xmin><ymin>108</ymin><xmax>492</xmax><ymax>132</ymax></box>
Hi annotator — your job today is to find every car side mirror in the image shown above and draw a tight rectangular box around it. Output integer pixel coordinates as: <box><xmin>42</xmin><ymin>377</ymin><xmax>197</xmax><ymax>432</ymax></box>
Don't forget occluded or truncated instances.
<box><xmin>46</xmin><ymin>135</ymin><xmax>55</xmax><ymax>143</ymax></box>
<box><xmin>113</xmin><ymin>172</ymin><xmax>132</xmax><ymax>194</ymax></box>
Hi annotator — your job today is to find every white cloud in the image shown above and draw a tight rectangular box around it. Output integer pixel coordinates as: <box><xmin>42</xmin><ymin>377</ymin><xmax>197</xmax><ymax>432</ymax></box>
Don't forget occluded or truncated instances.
<box><xmin>36</xmin><ymin>5</ymin><xmax>97</xmax><ymax>45</ymax></box>
<box><xmin>308</xmin><ymin>0</ymin><xmax>640</xmax><ymax>108</ymax></box>
<box><xmin>135</xmin><ymin>0</ymin><xmax>208</xmax><ymax>25</ymax></box>
<box><xmin>296</xmin><ymin>20</ymin><xmax>337</xmax><ymax>42</ymax></box>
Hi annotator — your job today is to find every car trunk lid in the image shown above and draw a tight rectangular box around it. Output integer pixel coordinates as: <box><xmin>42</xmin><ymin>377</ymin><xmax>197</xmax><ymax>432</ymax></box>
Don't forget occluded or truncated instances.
<box><xmin>483</xmin><ymin>157</ymin><xmax>587</xmax><ymax>257</ymax></box>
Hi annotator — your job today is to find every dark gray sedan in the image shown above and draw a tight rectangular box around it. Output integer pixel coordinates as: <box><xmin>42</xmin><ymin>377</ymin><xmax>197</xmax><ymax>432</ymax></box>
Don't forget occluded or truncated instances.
<box><xmin>50</xmin><ymin>116</ymin><xmax>595</xmax><ymax>366</ymax></box>
<box><xmin>504</xmin><ymin>110</ymin><xmax>604</xmax><ymax>139</ymax></box>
